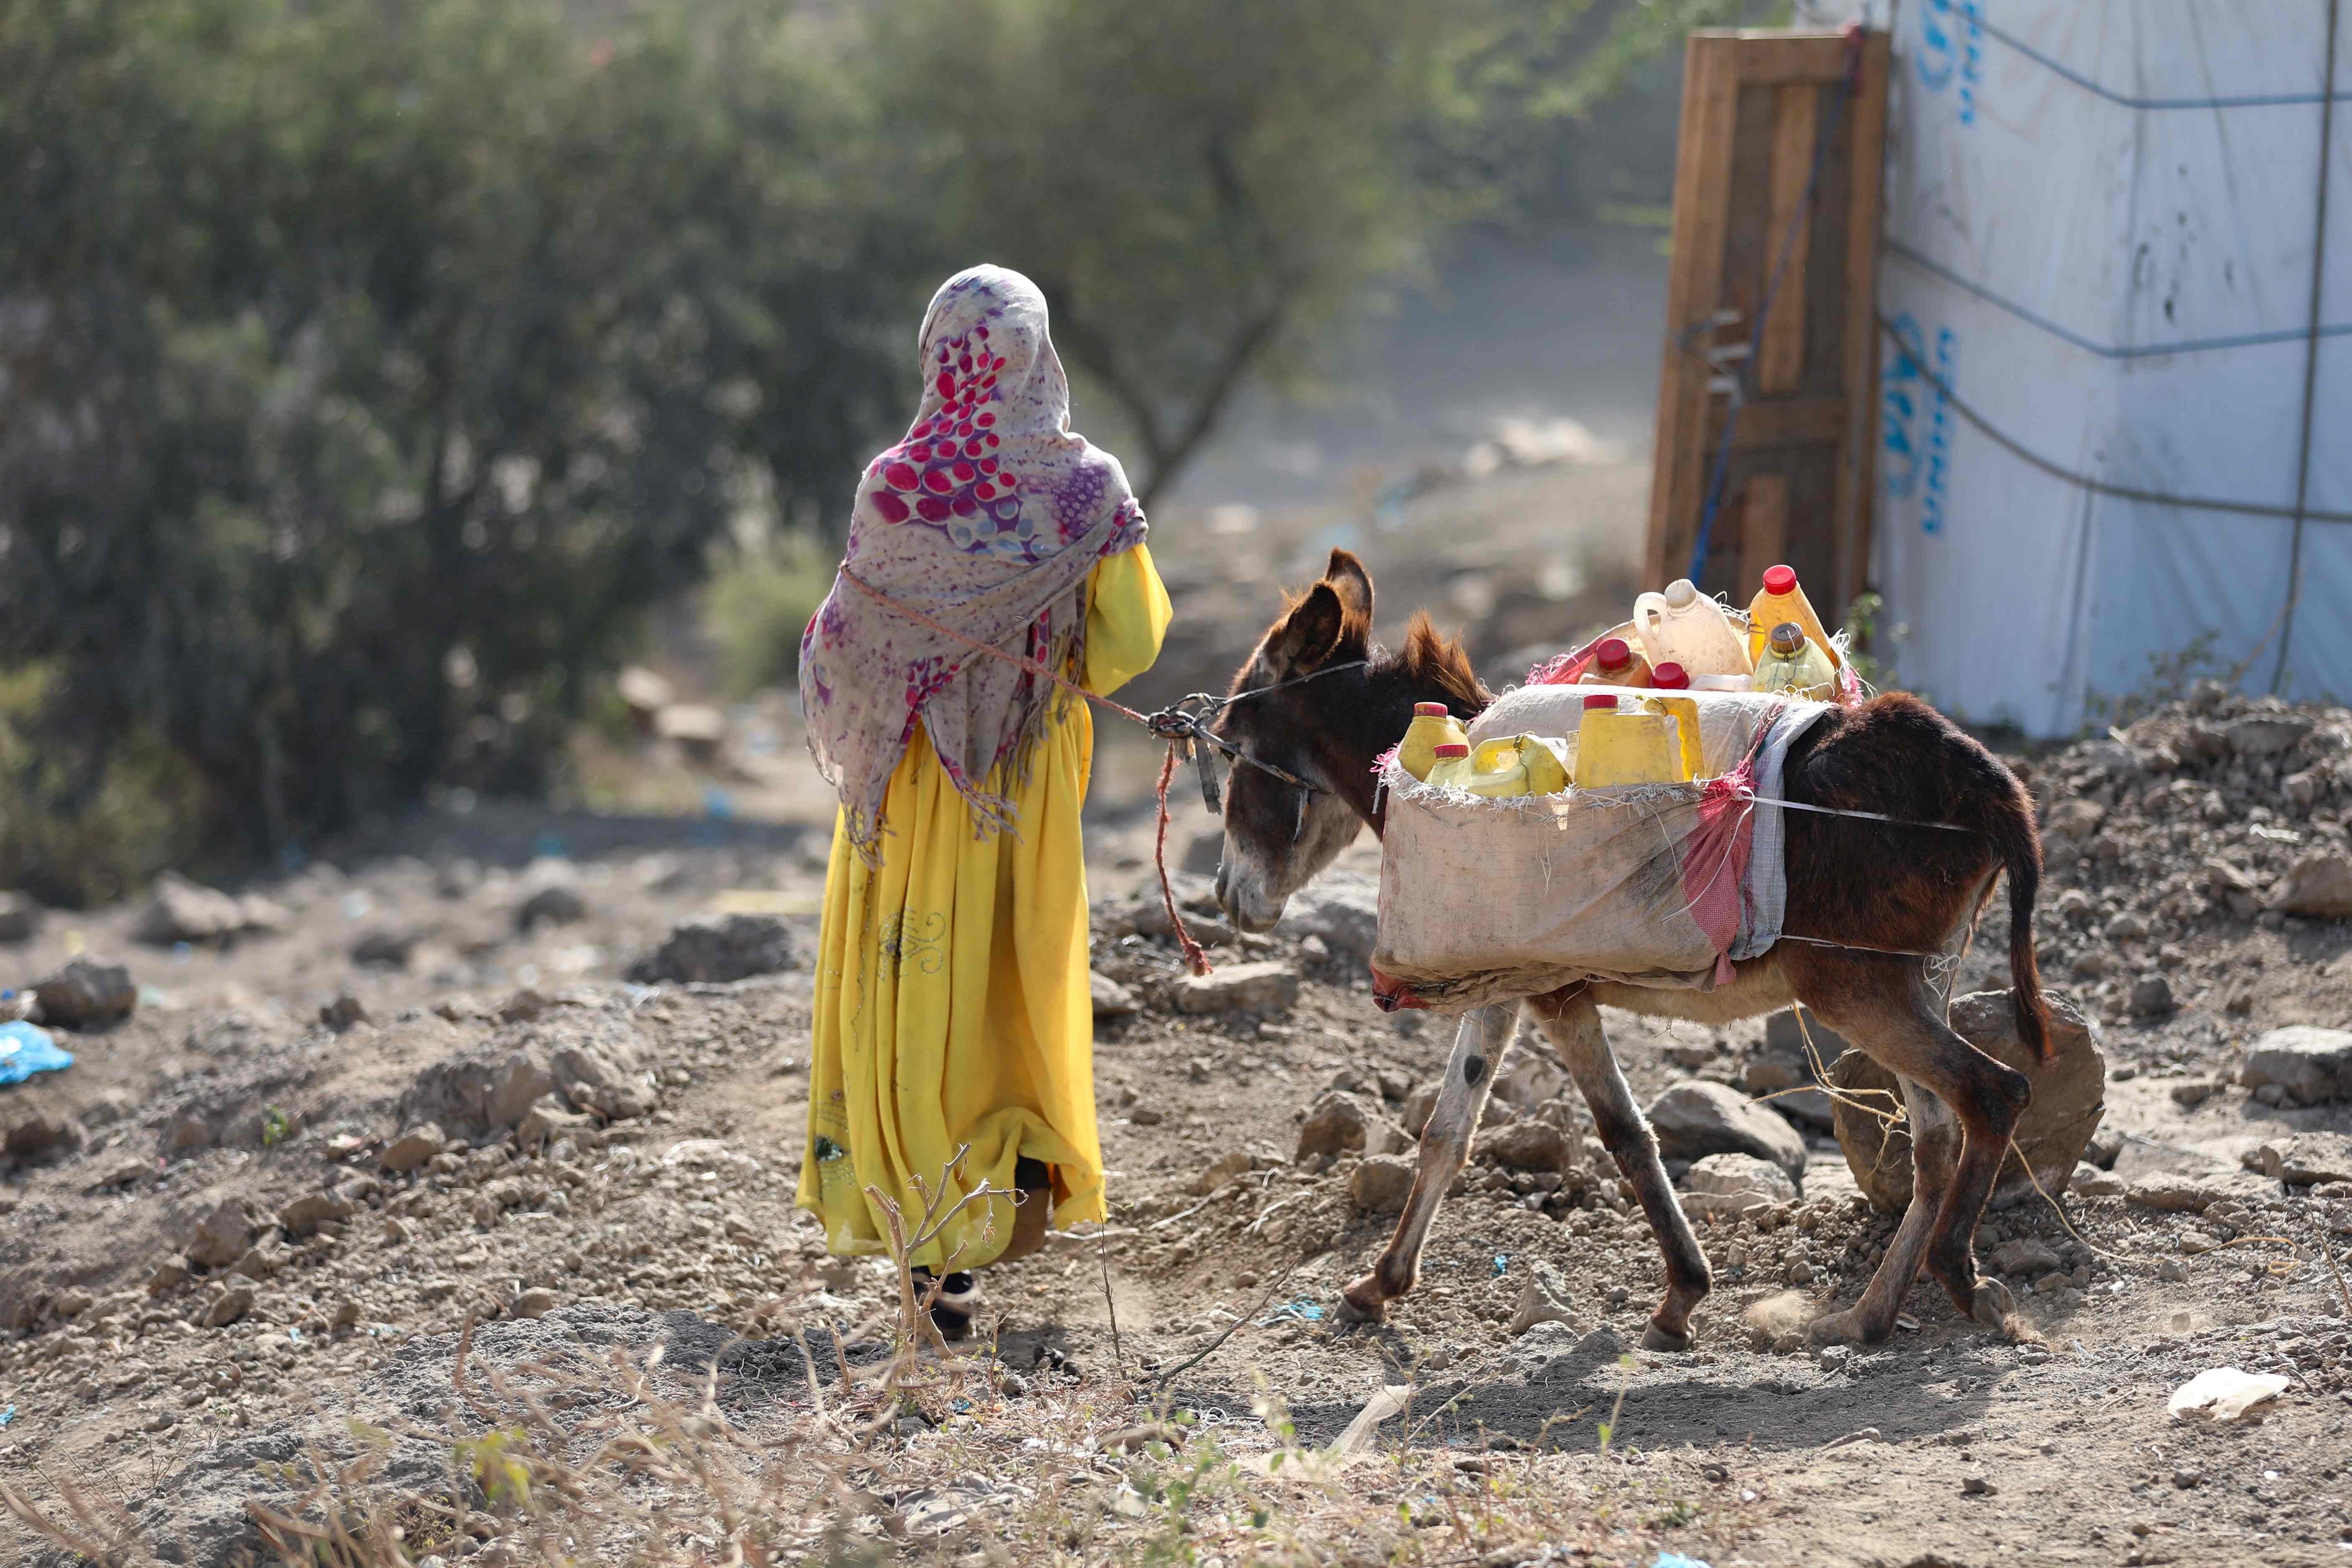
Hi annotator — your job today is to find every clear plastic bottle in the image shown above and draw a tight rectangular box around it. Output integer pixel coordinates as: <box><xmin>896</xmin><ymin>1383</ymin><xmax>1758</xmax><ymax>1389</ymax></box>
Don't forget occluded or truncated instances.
<box><xmin>1397</xmin><ymin>701</ymin><xmax>1469</xmax><ymax>781</ymax></box>
<box><xmin>1577</xmin><ymin>635</ymin><xmax>1653</xmax><ymax>688</ymax></box>
<box><xmin>1751</xmin><ymin>622</ymin><xmax>1837</xmax><ymax>700</ymax></box>
<box><xmin>1632</xmin><ymin>578</ymin><xmax>1753</xmax><ymax>678</ymax></box>
<box><xmin>1746</xmin><ymin>564</ymin><xmax>1839</xmax><ymax>670</ymax></box>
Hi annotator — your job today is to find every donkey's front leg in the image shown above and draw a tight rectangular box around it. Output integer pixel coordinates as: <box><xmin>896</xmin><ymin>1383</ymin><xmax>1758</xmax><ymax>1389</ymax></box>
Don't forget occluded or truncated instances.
<box><xmin>1338</xmin><ymin>1002</ymin><xmax>1516</xmax><ymax>1323</ymax></box>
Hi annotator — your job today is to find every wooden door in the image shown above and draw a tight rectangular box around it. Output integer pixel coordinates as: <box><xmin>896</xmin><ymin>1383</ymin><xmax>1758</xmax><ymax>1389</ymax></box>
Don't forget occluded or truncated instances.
<box><xmin>1643</xmin><ymin>28</ymin><xmax>1891</xmax><ymax>620</ymax></box>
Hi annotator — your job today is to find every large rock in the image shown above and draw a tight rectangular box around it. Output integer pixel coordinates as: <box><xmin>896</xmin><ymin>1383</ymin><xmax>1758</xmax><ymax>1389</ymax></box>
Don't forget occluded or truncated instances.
<box><xmin>133</xmin><ymin>873</ymin><xmax>250</xmax><ymax>946</ymax></box>
<box><xmin>31</xmin><ymin>955</ymin><xmax>136</xmax><ymax>1029</ymax></box>
<box><xmin>1348</xmin><ymin>1154</ymin><xmax>1417</xmax><ymax>1212</ymax></box>
<box><xmin>2224</xmin><ymin>712</ymin><xmax>2313</xmax><ymax>758</ymax></box>
<box><xmin>400</xmin><ymin>1010</ymin><xmax>654</xmax><ymax>1133</ymax></box>
<box><xmin>1508</xmin><ymin>1262</ymin><xmax>1578</xmax><ymax>1336</ymax></box>
<box><xmin>402</xmin><ymin>1046</ymin><xmax>557</xmax><ymax>1135</ymax></box>
<box><xmin>185</xmin><ymin>1200</ymin><xmax>255</xmax><ymax>1270</ymax></box>
<box><xmin>1677</xmin><ymin>1152</ymin><xmax>1797</xmax><ymax>1218</ymax></box>
<box><xmin>1296</xmin><ymin>1090</ymin><xmax>1411</xmax><ymax>1161</ymax></box>
<box><xmin>1170</xmin><ymin>961</ymin><xmax>1298</xmax><ymax>1015</ymax></box>
<box><xmin>1646</xmin><ymin>1081</ymin><xmax>1807</xmax><ymax>1185</ymax></box>
<box><xmin>1491</xmin><ymin>1029</ymin><xmax>1570</xmax><ymax>1109</ymax></box>
<box><xmin>2</xmin><ymin>1106</ymin><xmax>85</xmax><ymax>1163</ymax></box>
<box><xmin>1276</xmin><ymin>875</ymin><xmax>1381</xmax><ymax>963</ymax></box>
<box><xmin>1748</xmin><ymin>1008</ymin><xmax>1844</xmax><ymax>1130</ymax></box>
<box><xmin>1476</xmin><ymin>1118</ymin><xmax>1570</xmax><ymax>1173</ymax></box>
<box><xmin>2244</xmin><ymin>1134</ymin><xmax>2352</xmax><ymax>1187</ymax></box>
<box><xmin>380</xmin><ymin>1123</ymin><xmax>447</xmax><ymax>1174</ymax></box>
<box><xmin>513</xmin><ymin>858</ymin><xmax>588</xmax><ymax>931</ymax></box>
<box><xmin>2270</xmin><ymin>852</ymin><xmax>2352</xmax><ymax>918</ymax></box>
<box><xmin>2241</xmin><ymin>1026</ymin><xmax>2352</xmax><ymax>1105</ymax></box>
<box><xmin>0</xmin><ymin>892</ymin><xmax>43</xmax><ymax>944</ymax></box>
<box><xmin>627</xmin><ymin>914</ymin><xmax>794</xmax><ymax>985</ymax></box>
<box><xmin>276</xmin><ymin>1190</ymin><xmax>356</xmax><ymax>1237</ymax></box>
<box><xmin>1828</xmin><ymin>989</ymin><xmax>2106</xmax><ymax>1214</ymax></box>
<box><xmin>2126</xmin><ymin>1173</ymin><xmax>2242</xmax><ymax>1214</ymax></box>
<box><xmin>1089</xmin><ymin>971</ymin><xmax>1139</xmax><ymax>1019</ymax></box>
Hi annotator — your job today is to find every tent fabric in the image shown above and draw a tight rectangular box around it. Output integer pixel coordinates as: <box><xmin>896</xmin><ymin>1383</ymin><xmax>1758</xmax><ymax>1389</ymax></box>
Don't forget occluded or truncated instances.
<box><xmin>1798</xmin><ymin>0</ymin><xmax>2348</xmax><ymax>733</ymax></box>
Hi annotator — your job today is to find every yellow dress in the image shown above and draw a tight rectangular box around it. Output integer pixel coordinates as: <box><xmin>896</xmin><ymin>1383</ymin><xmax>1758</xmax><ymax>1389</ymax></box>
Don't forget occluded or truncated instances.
<box><xmin>798</xmin><ymin>543</ymin><xmax>1170</xmax><ymax>1271</ymax></box>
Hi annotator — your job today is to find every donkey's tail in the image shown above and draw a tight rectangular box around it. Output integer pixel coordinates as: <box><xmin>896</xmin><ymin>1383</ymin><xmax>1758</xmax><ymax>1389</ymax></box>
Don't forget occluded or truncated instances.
<box><xmin>1981</xmin><ymin>767</ymin><xmax>2051</xmax><ymax>1061</ymax></box>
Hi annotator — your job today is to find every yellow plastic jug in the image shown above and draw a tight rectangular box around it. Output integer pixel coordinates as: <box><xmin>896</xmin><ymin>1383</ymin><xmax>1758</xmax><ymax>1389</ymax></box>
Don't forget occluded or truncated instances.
<box><xmin>1632</xmin><ymin>578</ymin><xmax>1753</xmax><ymax>678</ymax></box>
<box><xmin>1746</xmin><ymin>564</ymin><xmax>1839</xmax><ymax>670</ymax></box>
<box><xmin>1464</xmin><ymin>739</ymin><xmax>1531</xmax><ymax>798</ymax></box>
<box><xmin>1397</xmin><ymin>701</ymin><xmax>1469</xmax><ymax>781</ymax></box>
<box><xmin>1648</xmin><ymin>694</ymin><xmax>1704</xmax><ymax>783</ymax></box>
<box><xmin>1751</xmin><ymin>622</ymin><xmax>1838</xmax><ymax>700</ymax></box>
<box><xmin>1423</xmin><ymin>741</ymin><xmax>1472</xmax><ymax>790</ymax></box>
<box><xmin>1576</xmin><ymin>694</ymin><xmax>1689</xmax><ymax>787</ymax></box>
<box><xmin>1467</xmin><ymin>735</ymin><xmax>1573</xmax><ymax>796</ymax></box>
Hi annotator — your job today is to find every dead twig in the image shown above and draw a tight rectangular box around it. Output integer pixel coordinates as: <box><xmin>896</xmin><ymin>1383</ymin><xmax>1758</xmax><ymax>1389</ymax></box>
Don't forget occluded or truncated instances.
<box><xmin>1151</xmin><ymin>1267</ymin><xmax>1295</xmax><ymax>1398</ymax></box>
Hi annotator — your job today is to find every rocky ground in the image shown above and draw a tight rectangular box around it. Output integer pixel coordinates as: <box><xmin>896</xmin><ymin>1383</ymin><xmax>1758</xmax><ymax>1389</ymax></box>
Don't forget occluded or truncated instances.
<box><xmin>4</xmin><ymin>668</ymin><xmax>2352</xmax><ymax>1567</ymax></box>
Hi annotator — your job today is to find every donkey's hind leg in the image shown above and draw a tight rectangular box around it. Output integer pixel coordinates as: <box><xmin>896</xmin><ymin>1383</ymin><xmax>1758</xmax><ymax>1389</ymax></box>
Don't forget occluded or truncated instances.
<box><xmin>1528</xmin><ymin>986</ymin><xmax>1712</xmax><ymax>1351</ymax></box>
<box><xmin>1338</xmin><ymin>1002</ymin><xmax>1516</xmax><ymax>1324</ymax></box>
<box><xmin>1797</xmin><ymin>954</ymin><xmax>2031</xmax><ymax>1346</ymax></box>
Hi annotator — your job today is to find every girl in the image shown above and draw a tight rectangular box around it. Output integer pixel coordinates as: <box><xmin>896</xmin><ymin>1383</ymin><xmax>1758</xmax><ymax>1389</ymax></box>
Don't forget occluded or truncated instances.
<box><xmin>796</xmin><ymin>265</ymin><xmax>1169</xmax><ymax>1336</ymax></box>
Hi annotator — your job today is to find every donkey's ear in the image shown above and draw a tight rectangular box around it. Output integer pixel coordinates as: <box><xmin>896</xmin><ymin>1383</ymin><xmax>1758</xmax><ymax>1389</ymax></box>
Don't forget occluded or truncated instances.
<box><xmin>1323</xmin><ymin>549</ymin><xmax>1374</xmax><ymax>628</ymax></box>
<box><xmin>1267</xmin><ymin>581</ymin><xmax>1349</xmax><ymax>675</ymax></box>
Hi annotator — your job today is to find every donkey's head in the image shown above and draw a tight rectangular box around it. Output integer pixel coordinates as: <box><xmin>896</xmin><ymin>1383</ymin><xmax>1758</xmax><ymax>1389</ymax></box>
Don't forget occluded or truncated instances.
<box><xmin>1211</xmin><ymin>549</ymin><xmax>1488</xmax><ymax>933</ymax></box>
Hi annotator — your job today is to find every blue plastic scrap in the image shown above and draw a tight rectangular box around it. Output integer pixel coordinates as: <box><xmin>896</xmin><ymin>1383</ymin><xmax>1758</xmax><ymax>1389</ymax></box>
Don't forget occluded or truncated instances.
<box><xmin>1493</xmin><ymin>1254</ymin><xmax>1510</xmax><ymax>1276</ymax></box>
<box><xmin>0</xmin><ymin>1405</ymin><xmax>15</xmax><ymax>1428</ymax></box>
<box><xmin>0</xmin><ymin>1021</ymin><xmax>72</xmax><ymax>1086</ymax></box>
<box><xmin>1260</xmin><ymin>1297</ymin><xmax>1325</xmax><ymax>1325</ymax></box>
<box><xmin>1652</xmin><ymin>1553</ymin><xmax>1711</xmax><ymax>1568</ymax></box>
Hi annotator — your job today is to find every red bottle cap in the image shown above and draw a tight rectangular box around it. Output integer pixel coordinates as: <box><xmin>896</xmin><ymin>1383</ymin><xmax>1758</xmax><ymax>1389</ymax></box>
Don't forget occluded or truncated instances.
<box><xmin>1583</xmin><ymin>694</ymin><xmax>1617</xmax><ymax>711</ymax></box>
<box><xmin>1762</xmin><ymin>564</ymin><xmax>1797</xmax><ymax>596</ymax></box>
<box><xmin>1652</xmin><ymin>661</ymin><xmax>1689</xmax><ymax>689</ymax></box>
<box><xmin>1432</xmin><ymin>742</ymin><xmax>1469</xmax><ymax>757</ymax></box>
<box><xmin>1414</xmin><ymin>701</ymin><xmax>1449</xmax><ymax>716</ymax></box>
<box><xmin>1594</xmin><ymin>636</ymin><xmax>1632</xmax><ymax>670</ymax></box>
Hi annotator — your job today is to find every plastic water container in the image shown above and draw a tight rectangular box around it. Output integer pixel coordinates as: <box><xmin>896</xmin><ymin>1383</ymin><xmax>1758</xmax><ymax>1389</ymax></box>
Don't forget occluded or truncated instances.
<box><xmin>1577</xmin><ymin>635</ymin><xmax>1652</xmax><ymax>688</ymax></box>
<box><xmin>1468</xmin><ymin>735</ymin><xmax>1572</xmax><ymax>796</ymax></box>
<box><xmin>1747</xmin><ymin>564</ymin><xmax>1839</xmax><ymax>670</ymax></box>
<box><xmin>1752</xmin><ymin>622</ymin><xmax>1838</xmax><ymax>699</ymax></box>
<box><xmin>1397</xmin><ymin>701</ymin><xmax>1469</xmax><ymax>781</ymax></box>
<box><xmin>1632</xmin><ymin>579</ymin><xmax>1753</xmax><ymax>678</ymax></box>
<box><xmin>1576</xmin><ymin>694</ymin><xmax>1688</xmax><ymax>787</ymax></box>
<box><xmin>1423</xmin><ymin>741</ymin><xmax>1472</xmax><ymax>790</ymax></box>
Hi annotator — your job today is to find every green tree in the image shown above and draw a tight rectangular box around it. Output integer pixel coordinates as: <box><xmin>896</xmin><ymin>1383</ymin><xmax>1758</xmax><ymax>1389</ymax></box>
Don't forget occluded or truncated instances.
<box><xmin>0</xmin><ymin>0</ymin><xmax>912</xmax><ymax>885</ymax></box>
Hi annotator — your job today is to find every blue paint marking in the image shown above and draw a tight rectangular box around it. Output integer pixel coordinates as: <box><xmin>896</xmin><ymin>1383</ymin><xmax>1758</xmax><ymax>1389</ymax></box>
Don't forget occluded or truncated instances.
<box><xmin>1882</xmin><ymin>314</ymin><xmax>1959</xmax><ymax>535</ymax></box>
<box><xmin>1917</xmin><ymin>0</ymin><xmax>1986</xmax><ymax>126</ymax></box>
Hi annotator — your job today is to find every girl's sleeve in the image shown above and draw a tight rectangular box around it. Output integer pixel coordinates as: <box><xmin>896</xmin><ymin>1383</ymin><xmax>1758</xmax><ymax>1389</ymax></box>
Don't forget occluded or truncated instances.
<box><xmin>1082</xmin><ymin>542</ymin><xmax>1172</xmax><ymax>698</ymax></box>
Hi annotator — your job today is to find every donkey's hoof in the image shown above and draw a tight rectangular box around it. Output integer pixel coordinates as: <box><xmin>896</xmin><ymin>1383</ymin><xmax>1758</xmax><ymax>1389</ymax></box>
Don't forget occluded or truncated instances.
<box><xmin>1641</xmin><ymin>1319</ymin><xmax>1694</xmax><ymax>1353</ymax></box>
<box><xmin>1334</xmin><ymin>1278</ymin><xmax>1389</xmax><ymax>1326</ymax></box>
<box><xmin>1805</xmin><ymin>1306</ymin><xmax>1878</xmax><ymax>1348</ymax></box>
<box><xmin>1969</xmin><ymin>1277</ymin><xmax>2018</xmax><ymax>1330</ymax></box>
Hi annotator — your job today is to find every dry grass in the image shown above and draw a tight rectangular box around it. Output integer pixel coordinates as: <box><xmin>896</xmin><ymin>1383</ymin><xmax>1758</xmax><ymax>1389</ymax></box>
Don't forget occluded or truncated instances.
<box><xmin>2</xmin><ymin>1163</ymin><xmax>1754</xmax><ymax>1567</ymax></box>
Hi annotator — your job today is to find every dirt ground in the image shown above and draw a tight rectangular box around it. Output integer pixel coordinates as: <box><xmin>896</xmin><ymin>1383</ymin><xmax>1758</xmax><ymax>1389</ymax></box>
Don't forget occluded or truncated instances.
<box><xmin>4</xmin><ymin>465</ymin><xmax>2352</xmax><ymax>1568</ymax></box>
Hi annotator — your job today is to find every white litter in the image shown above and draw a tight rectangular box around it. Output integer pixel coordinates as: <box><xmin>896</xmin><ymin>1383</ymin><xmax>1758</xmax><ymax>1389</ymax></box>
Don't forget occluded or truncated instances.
<box><xmin>1329</xmin><ymin>1384</ymin><xmax>1412</xmax><ymax>1455</ymax></box>
<box><xmin>2167</xmin><ymin>1368</ymin><xmax>2290</xmax><ymax>1423</ymax></box>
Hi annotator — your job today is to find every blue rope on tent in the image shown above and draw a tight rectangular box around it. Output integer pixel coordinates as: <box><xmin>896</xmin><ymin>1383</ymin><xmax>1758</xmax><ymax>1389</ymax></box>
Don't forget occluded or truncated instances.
<box><xmin>1886</xmin><ymin>241</ymin><xmax>2352</xmax><ymax>360</ymax></box>
<box><xmin>1971</xmin><ymin>10</ymin><xmax>2350</xmax><ymax>111</ymax></box>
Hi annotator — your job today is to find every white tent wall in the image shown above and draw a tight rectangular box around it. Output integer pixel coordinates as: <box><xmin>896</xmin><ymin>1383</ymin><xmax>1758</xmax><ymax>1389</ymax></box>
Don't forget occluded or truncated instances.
<box><xmin>1789</xmin><ymin>0</ymin><xmax>2348</xmax><ymax>733</ymax></box>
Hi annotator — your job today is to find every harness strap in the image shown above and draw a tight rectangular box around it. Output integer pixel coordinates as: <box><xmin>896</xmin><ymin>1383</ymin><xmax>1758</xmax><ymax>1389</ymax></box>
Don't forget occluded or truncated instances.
<box><xmin>836</xmin><ymin>569</ymin><xmax>1362</xmax><ymax>975</ymax></box>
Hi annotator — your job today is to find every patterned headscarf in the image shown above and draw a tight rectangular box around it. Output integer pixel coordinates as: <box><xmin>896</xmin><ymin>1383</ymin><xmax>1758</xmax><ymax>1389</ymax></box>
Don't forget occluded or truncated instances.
<box><xmin>800</xmin><ymin>265</ymin><xmax>1146</xmax><ymax>860</ymax></box>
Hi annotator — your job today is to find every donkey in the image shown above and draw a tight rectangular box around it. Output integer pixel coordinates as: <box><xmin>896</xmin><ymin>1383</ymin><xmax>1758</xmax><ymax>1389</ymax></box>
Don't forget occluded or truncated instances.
<box><xmin>1209</xmin><ymin>550</ymin><xmax>2050</xmax><ymax>1351</ymax></box>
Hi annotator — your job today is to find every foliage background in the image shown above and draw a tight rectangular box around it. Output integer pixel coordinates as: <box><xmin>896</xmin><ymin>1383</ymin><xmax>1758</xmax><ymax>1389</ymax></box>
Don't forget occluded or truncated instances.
<box><xmin>0</xmin><ymin>0</ymin><xmax>1747</xmax><ymax>902</ymax></box>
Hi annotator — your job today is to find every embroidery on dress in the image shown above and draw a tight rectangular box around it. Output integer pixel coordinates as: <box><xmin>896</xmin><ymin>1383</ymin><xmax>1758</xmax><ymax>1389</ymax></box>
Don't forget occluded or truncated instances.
<box><xmin>877</xmin><ymin>911</ymin><xmax>947</xmax><ymax>979</ymax></box>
